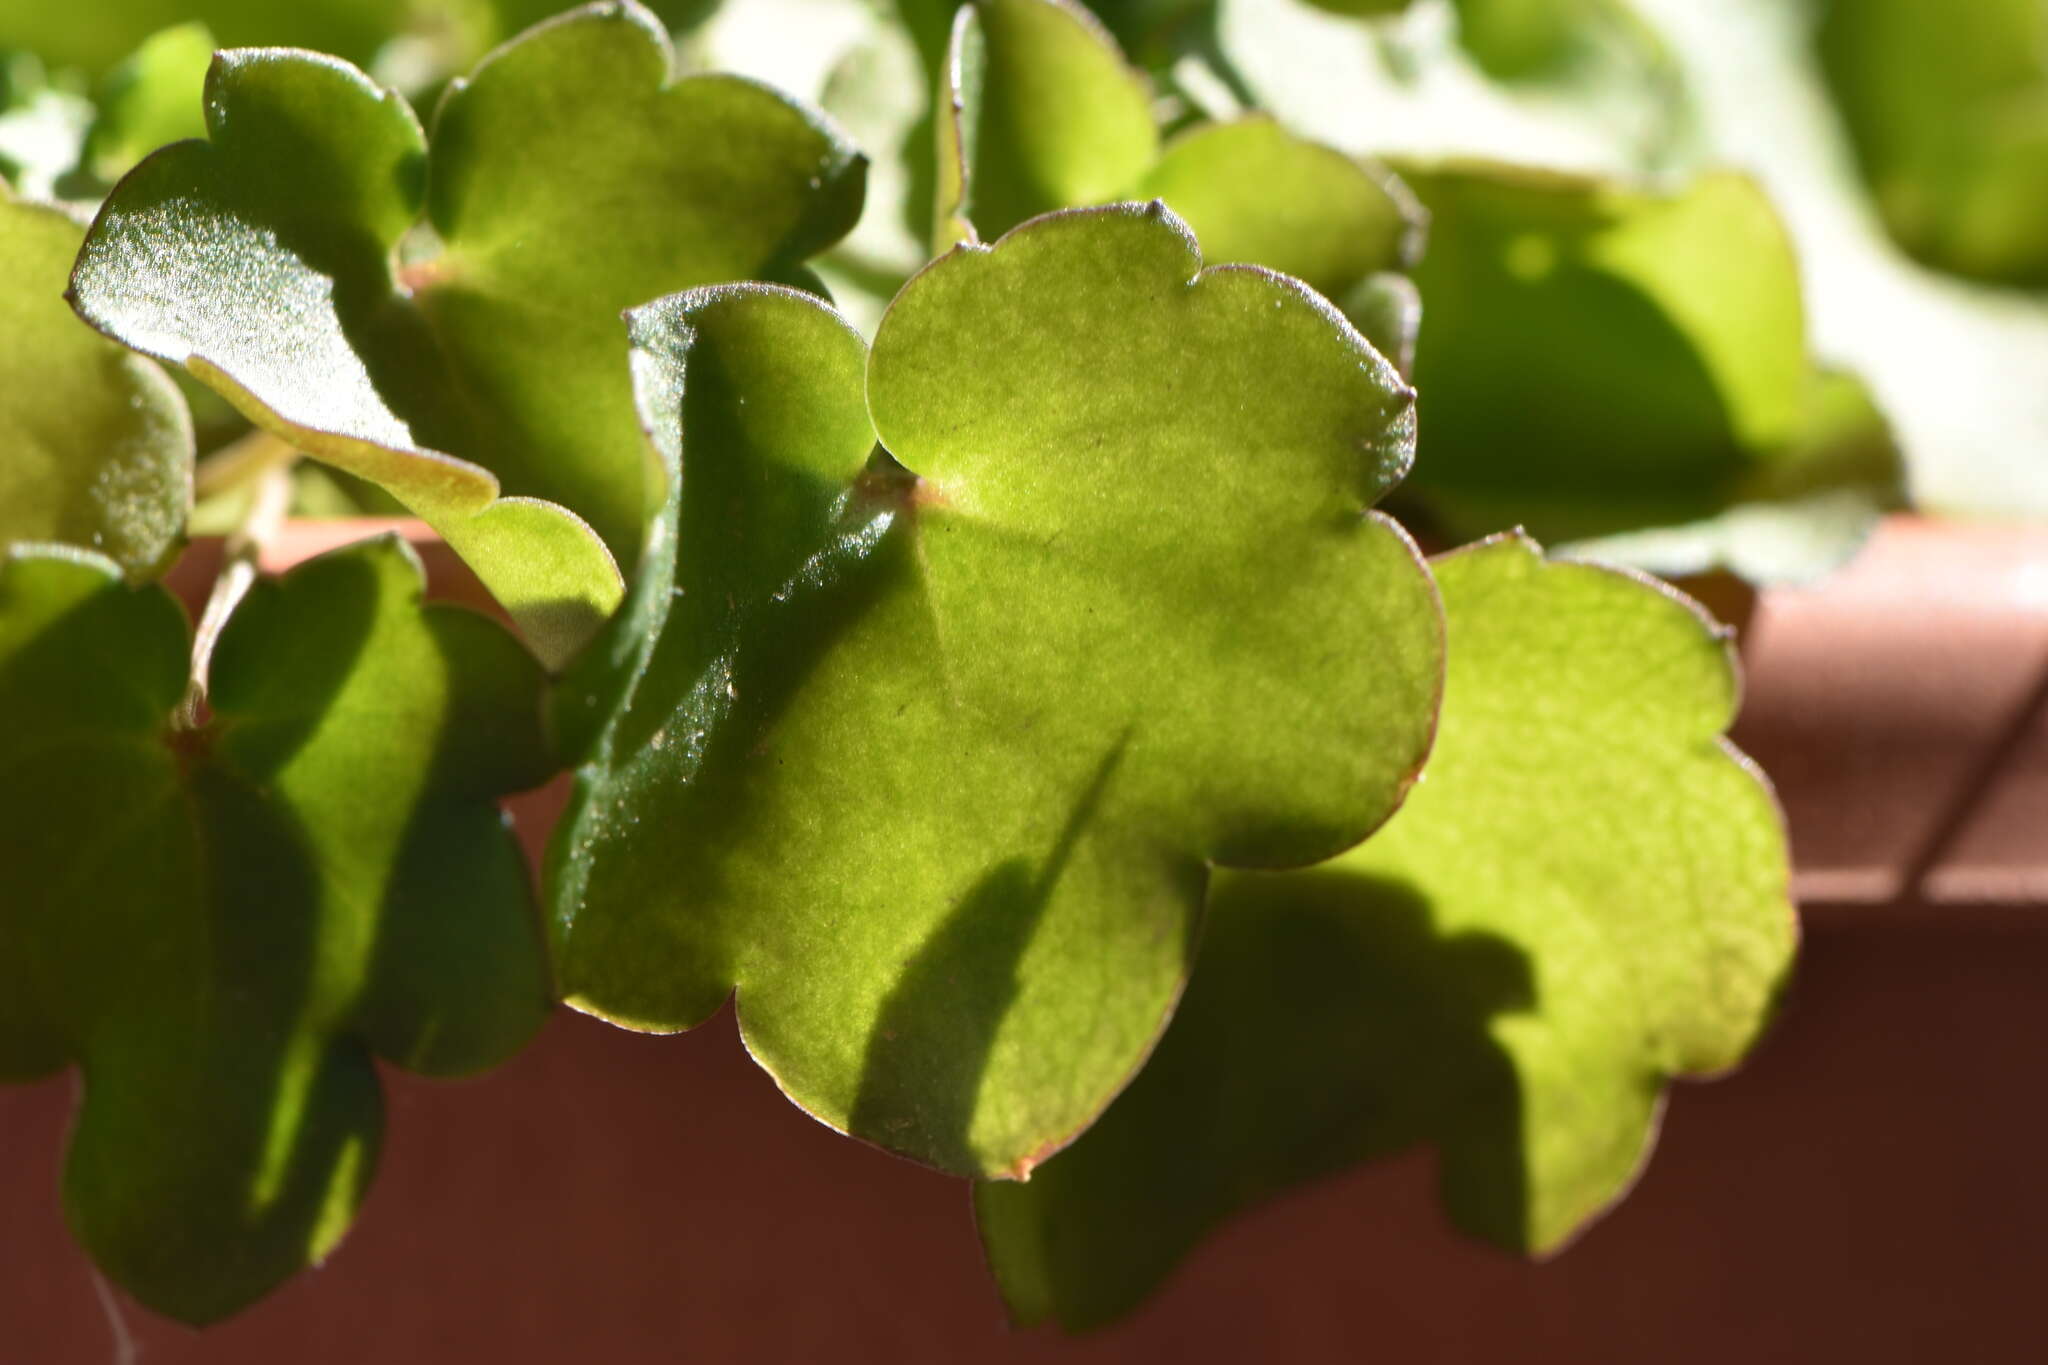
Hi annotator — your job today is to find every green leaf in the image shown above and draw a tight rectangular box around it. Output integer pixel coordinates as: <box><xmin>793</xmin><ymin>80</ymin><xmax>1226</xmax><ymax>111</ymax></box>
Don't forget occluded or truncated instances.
<box><xmin>1134</xmin><ymin>115</ymin><xmax>1421</xmax><ymax>297</ymax></box>
<box><xmin>975</xmin><ymin>533</ymin><xmax>1794</xmax><ymax>1330</ymax></box>
<box><xmin>549</xmin><ymin>203</ymin><xmax>1443</xmax><ymax>1178</ymax></box>
<box><xmin>70</xmin><ymin>1</ymin><xmax>867</xmax><ymax>666</ymax></box>
<box><xmin>1393</xmin><ymin>161</ymin><xmax>1828</xmax><ymax>546</ymax></box>
<box><xmin>1559</xmin><ymin>365</ymin><xmax>1905</xmax><ymax>584</ymax></box>
<box><xmin>81</xmin><ymin>22</ymin><xmax>214</xmax><ymax>184</ymax></box>
<box><xmin>0</xmin><ymin>0</ymin><xmax>416</xmax><ymax>75</ymax></box>
<box><xmin>936</xmin><ymin>0</ymin><xmax>1159</xmax><ymax>247</ymax></box>
<box><xmin>1815</xmin><ymin>0</ymin><xmax>2048</xmax><ymax>287</ymax></box>
<box><xmin>1627</xmin><ymin>0</ymin><xmax>2048</xmax><ymax>524</ymax></box>
<box><xmin>0</xmin><ymin>191</ymin><xmax>191</xmax><ymax>578</ymax></box>
<box><xmin>940</xmin><ymin>0</ymin><xmax>1424</xmax><ymax>353</ymax></box>
<box><xmin>0</xmin><ymin>535</ymin><xmax>553</xmax><ymax>1323</ymax></box>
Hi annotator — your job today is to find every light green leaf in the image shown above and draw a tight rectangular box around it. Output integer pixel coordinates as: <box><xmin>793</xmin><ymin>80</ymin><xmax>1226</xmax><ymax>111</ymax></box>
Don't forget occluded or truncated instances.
<box><xmin>1134</xmin><ymin>115</ymin><xmax>1421</xmax><ymax>296</ymax></box>
<box><xmin>0</xmin><ymin>190</ymin><xmax>190</xmax><ymax>578</ymax></box>
<box><xmin>1815</xmin><ymin>0</ymin><xmax>2048</xmax><ymax>287</ymax></box>
<box><xmin>936</xmin><ymin>0</ymin><xmax>1159</xmax><ymax>246</ymax></box>
<box><xmin>941</xmin><ymin>0</ymin><xmax>1424</xmax><ymax>355</ymax></box>
<box><xmin>1392</xmin><ymin>161</ymin><xmax>1857</xmax><ymax>548</ymax></box>
<box><xmin>70</xmin><ymin>1</ymin><xmax>868</xmax><ymax>666</ymax></box>
<box><xmin>976</xmin><ymin>533</ymin><xmax>1794</xmax><ymax>1330</ymax></box>
<box><xmin>81</xmin><ymin>22</ymin><xmax>214</xmax><ymax>183</ymax></box>
<box><xmin>550</xmin><ymin>204</ymin><xmax>1443</xmax><ymax>1178</ymax></box>
<box><xmin>1626</xmin><ymin>0</ymin><xmax>2048</xmax><ymax>521</ymax></box>
<box><xmin>0</xmin><ymin>535</ymin><xmax>553</xmax><ymax>1323</ymax></box>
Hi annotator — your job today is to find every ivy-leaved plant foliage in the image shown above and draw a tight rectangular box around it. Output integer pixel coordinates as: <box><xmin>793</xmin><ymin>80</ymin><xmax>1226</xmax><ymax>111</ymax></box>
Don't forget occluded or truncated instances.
<box><xmin>66</xmin><ymin>0</ymin><xmax>867</xmax><ymax>668</ymax></box>
<box><xmin>548</xmin><ymin>202</ymin><xmax>1445</xmax><ymax>1179</ymax></box>
<box><xmin>976</xmin><ymin>534</ymin><xmax>1796</xmax><ymax>1330</ymax></box>
<box><xmin>0</xmin><ymin>189</ymin><xmax>191</xmax><ymax>579</ymax></box>
<box><xmin>938</xmin><ymin>0</ymin><xmax>1426</xmax><ymax>372</ymax></box>
<box><xmin>0</xmin><ymin>536</ymin><xmax>553</xmax><ymax>1324</ymax></box>
<box><xmin>1136</xmin><ymin>0</ymin><xmax>1903</xmax><ymax>582</ymax></box>
<box><xmin>1391</xmin><ymin>160</ymin><xmax>1903</xmax><ymax>574</ymax></box>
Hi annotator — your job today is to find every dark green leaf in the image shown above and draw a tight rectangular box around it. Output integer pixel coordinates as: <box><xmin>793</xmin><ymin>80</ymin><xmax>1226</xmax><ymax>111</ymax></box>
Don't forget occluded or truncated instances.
<box><xmin>0</xmin><ymin>190</ymin><xmax>190</xmax><ymax>578</ymax></box>
<box><xmin>0</xmin><ymin>536</ymin><xmax>552</xmax><ymax>1322</ymax></box>
<box><xmin>550</xmin><ymin>204</ymin><xmax>1443</xmax><ymax>1178</ymax></box>
<box><xmin>976</xmin><ymin>533</ymin><xmax>1794</xmax><ymax>1330</ymax></box>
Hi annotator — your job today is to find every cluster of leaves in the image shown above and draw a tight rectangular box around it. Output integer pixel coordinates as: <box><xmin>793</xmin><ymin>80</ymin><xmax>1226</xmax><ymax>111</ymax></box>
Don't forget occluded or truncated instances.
<box><xmin>18</xmin><ymin>0</ymin><xmax>2029</xmax><ymax>1333</ymax></box>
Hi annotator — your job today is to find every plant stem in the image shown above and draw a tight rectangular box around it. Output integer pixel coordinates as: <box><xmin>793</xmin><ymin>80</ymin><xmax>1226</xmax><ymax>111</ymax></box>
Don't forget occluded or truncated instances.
<box><xmin>174</xmin><ymin>459</ymin><xmax>292</xmax><ymax>731</ymax></box>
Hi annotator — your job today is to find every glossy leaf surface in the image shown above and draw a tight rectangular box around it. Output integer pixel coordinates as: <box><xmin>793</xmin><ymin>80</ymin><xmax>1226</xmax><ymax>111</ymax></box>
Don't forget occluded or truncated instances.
<box><xmin>550</xmin><ymin>204</ymin><xmax>1444</xmax><ymax>1178</ymax></box>
<box><xmin>976</xmin><ymin>534</ymin><xmax>1795</xmax><ymax>1329</ymax></box>
<box><xmin>0</xmin><ymin>536</ymin><xmax>553</xmax><ymax>1322</ymax></box>
<box><xmin>0</xmin><ymin>191</ymin><xmax>190</xmax><ymax>578</ymax></box>
<box><xmin>70</xmin><ymin>1</ymin><xmax>866</xmax><ymax>665</ymax></box>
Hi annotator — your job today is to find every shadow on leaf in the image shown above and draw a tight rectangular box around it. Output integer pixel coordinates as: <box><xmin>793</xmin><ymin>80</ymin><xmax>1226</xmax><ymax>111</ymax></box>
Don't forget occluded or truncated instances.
<box><xmin>979</xmin><ymin>867</ymin><xmax>1538</xmax><ymax>1330</ymax></box>
<box><xmin>851</xmin><ymin>735</ymin><xmax>1129</xmax><ymax>1173</ymax></box>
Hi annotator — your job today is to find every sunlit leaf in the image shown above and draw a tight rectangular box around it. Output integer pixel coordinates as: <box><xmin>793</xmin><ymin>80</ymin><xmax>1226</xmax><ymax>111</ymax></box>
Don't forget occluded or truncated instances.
<box><xmin>976</xmin><ymin>533</ymin><xmax>1794</xmax><ymax>1330</ymax></box>
<box><xmin>940</xmin><ymin>0</ymin><xmax>1423</xmax><ymax>368</ymax></box>
<box><xmin>549</xmin><ymin>204</ymin><xmax>1443</xmax><ymax>1178</ymax></box>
